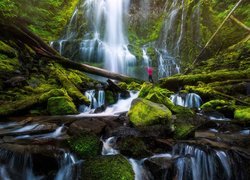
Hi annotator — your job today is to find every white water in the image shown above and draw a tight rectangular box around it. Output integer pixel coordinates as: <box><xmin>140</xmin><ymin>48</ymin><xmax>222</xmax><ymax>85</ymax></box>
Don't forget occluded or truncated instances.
<box><xmin>55</xmin><ymin>152</ymin><xmax>82</xmax><ymax>180</ymax></box>
<box><xmin>170</xmin><ymin>93</ymin><xmax>202</xmax><ymax>109</ymax></box>
<box><xmin>80</xmin><ymin>90</ymin><xmax>105</xmax><ymax>113</ymax></box>
<box><xmin>101</xmin><ymin>137</ymin><xmax>119</xmax><ymax>155</ymax></box>
<box><xmin>79</xmin><ymin>91</ymin><xmax>139</xmax><ymax>116</ymax></box>
<box><xmin>81</xmin><ymin>0</ymin><xmax>136</xmax><ymax>76</ymax></box>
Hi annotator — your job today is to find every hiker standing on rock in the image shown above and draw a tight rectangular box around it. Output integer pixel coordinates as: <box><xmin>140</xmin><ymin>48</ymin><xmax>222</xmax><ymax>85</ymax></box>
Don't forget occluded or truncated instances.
<box><xmin>146</xmin><ymin>67</ymin><xmax>154</xmax><ymax>83</ymax></box>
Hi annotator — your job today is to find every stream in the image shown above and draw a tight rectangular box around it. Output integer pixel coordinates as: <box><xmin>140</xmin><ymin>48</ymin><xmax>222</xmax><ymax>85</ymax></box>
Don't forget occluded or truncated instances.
<box><xmin>0</xmin><ymin>92</ymin><xmax>249</xmax><ymax>179</ymax></box>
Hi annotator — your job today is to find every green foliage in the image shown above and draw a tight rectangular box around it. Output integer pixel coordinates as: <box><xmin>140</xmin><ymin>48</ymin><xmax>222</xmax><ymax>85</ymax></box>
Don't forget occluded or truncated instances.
<box><xmin>234</xmin><ymin>107</ymin><xmax>250</xmax><ymax>121</ymax></box>
<box><xmin>68</xmin><ymin>134</ymin><xmax>100</xmax><ymax>158</ymax></box>
<box><xmin>128</xmin><ymin>98</ymin><xmax>172</xmax><ymax>127</ymax></box>
<box><xmin>0</xmin><ymin>0</ymin><xmax>79</xmax><ymax>41</ymax></box>
<box><xmin>47</xmin><ymin>96</ymin><xmax>78</xmax><ymax>115</ymax></box>
<box><xmin>174</xmin><ymin>124</ymin><xmax>194</xmax><ymax>139</ymax></box>
<box><xmin>83</xmin><ymin>155</ymin><xmax>134</xmax><ymax>180</ymax></box>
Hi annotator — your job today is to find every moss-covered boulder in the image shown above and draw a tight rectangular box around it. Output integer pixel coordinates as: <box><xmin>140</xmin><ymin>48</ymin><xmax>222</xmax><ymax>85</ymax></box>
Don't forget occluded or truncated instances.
<box><xmin>117</xmin><ymin>137</ymin><xmax>151</xmax><ymax>158</ymax></box>
<box><xmin>68</xmin><ymin>134</ymin><xmax>100</xmax><ymax>158</ymax></box>
<box><xmin>39</xmin><ymin>89</ymin><xmax>67</xmax><ymax>102</ymax></box>
<box><xmin>47</xmin><ymin>96</ymin><xmax>78</xmax><ymax>115</ymax></box>
<box><xmin>174</xmin><ymin>124</ymin><xmax>195</xmax><ymax>140</ymax></box>
<box><xmin>82</xmin><ymin>155</ymin><xmax>134</xmax><ymax>180</ymax></box>
<box><xmin>234</xmin><ymin>107</ymin><xmax>250</xmax><ymax>121</ymax></box>
<box><xmin>128</xmin><ymin>98</ymin><xmax>172</xmax><ymax>127</ymax></box>
<box><xmin>201</xmin><ymin>99</ymin><xmax>235</xmax><ymax>118</ymax></box>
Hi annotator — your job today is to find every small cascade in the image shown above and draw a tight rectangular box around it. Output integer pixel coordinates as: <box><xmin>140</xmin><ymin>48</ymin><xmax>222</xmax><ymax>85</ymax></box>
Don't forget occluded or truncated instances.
<box><xmin>0</xmin><ymin>149</ymin><xmax>42</xmax><ymax>179</ymax></box>
<box><xmin>171</xmin><ymin>144</ymin><xmax>246</xmax><ymax>180</ymax></box>
<box><xmin>101</xmin><ymin>137</ymin><xmax>119</xmax><ymax>155</ymax></box>
<box><xmin>142</xmin><ymin>47</ymin><xmax>150</xmax><ymax>68</ymax></box>
<box><xmin>170</xmin><ymin>93</ymin><xmax>202</xmax><ymax>109</ymax></box>
<box><xmin>81</xmin><ymin>90</ymin><xmax>105</xmax><ymax>113</ymax></box>
<box><xmin>102</xmin><ymin>91</ymin><xmax>139</xmax><ymax>115</ymax></box>
<box><xmin>157</xmin><ymin>49</ymin><xmax>180</xmax><ymax>78</ymax></box>
<box><xmin>79</xmin><ymin>91</ymin><xmax>139</xmax><ymax>116</ymax></box>
<box><xmin>55</xmin><ymin>152</ymin><xmax>83</xmax><ymax>180</ymax></box>
<box><xmin>50</xmin><ymin>7</ymin><xmax>79</xmax><ymax>56</ymax></box>
<box><xmin>98</xmin><ymin>90</ymin><xmax>105</xmax><ymax>107</ymax></box>
<box><xmin>129</xmin><ymin>159</ymin><xmax>152</xmax><ymax>180</ymax></box>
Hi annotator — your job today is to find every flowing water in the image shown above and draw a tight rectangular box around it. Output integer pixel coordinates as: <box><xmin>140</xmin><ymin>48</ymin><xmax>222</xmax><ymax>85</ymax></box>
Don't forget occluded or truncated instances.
<box><xmin>79</xmin><ymin>91</ymin><xmax>139</xmax><ymax>116</ymax></box>
<box><xmin>170</xmin><ymin>93</ymin><xmax>202</xmax><ymax>109</ymax></box>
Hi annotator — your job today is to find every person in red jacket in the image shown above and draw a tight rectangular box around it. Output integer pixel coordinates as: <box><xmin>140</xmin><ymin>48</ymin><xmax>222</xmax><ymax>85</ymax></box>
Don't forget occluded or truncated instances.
<box><xmin>146</xmin><ymin>67</ymin><xmax>154</xmax><ymax>83</ymax></box>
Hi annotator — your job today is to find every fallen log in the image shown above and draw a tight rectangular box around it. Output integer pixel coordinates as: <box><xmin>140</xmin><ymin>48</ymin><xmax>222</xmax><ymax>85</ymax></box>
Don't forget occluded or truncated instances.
<box><xmin>0</xmin><ymin>20</ymin><xmax>143</xmax><ymax>84</ymax></box>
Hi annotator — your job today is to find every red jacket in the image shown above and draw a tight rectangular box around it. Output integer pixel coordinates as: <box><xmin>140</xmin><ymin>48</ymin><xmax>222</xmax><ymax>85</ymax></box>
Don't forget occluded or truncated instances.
<box><xmin>146</xmin><ymin>67</ymin><xmax>153</xmax><ymax>75</ymax></box>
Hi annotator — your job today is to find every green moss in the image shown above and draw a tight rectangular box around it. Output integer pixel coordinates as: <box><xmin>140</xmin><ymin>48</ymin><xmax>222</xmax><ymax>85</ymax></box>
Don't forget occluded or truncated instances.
<box><xmin>234</xmin><ymin>107</ymin><xmax>250</xmax><ymax>121</ymax></box>
<box><xmin>128</xmin><ymin>98</ymin><xmax>172</xmax><ymax>127</ymax></box>
<box><xmin>0</xmin><ymin>41</ymin><xmax>16</xmax><ymax>58</ymax></box>
<box><xmin>39</xmin><ymin>88</ymin><xmax>68</xmax><ymax>103</ymax></box>
<box><xmin>160</xmin><ymin>70</ymin><xmax>250</xmax><ymax>91</ymax></box>
<box><xmin>0</xmin><ymin>94</ymin><xmax>40</xmax><ymax>116</ymax></box>
<box><xmin>201</xmin><ymin>99</ymin><xmax>233</xmax><ymax>110</ymax></box>
<box><xmin>50</xmin><ymin>64</ymin><xmax>90</xmax><ymax>105</ymax></box>
<box><xmin>127</xmin><ymin>82</ymin><xmax>141</xmax><ymax>91</ymax></box>
<box><xmin>47</xmin><ymin>96</ymin><xmax>78</xmax><ymax>115</ymax></box>
<box><xmin>83</xmin><ymin>155</ymin><xmax>134</xmax><ymax>180</ymax></box>
<box><xmin>118</xmin><ymin>82</ymin><xmax>128</xmax><ymax>90</ymax></box>
<box><xmin>68</xmin><ymin>134</ymin><xmax>100</xmax><ymax>158</ymax></box>
<box><xmin>0</xmin><ymin>57</ymin><xmax>19</xmax><ymax>73</ymax></box>
<box><xmin>118</xmin><ymin>137</ymin><xmax>150</xmax><ymax>158</ymax></box>
<box><xmin>105</xmin><ymin>90</ymin><xmax>117</xmax><ymax>105</ymax></box>
<box><xmin>174</xmin><ymin>124</ymin><xmax>195</xmax><ymax>139</ymax></box>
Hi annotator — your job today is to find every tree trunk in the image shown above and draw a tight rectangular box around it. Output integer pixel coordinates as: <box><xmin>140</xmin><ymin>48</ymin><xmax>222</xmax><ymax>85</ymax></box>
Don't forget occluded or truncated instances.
<box><xmin>184</xmin><ymin>0</ymin><xmax>244</xmax><ymax>74</ymax></box>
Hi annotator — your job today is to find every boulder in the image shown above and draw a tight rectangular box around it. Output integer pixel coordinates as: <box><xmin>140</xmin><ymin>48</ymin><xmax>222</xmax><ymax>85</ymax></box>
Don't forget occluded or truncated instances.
<box><xmin>82</xmin><ymin>155</ymin><xmax>134</xmax><ymax>180</ymax></box>
<box><xmin>128</xmin><ymin>98</ymin><xmax>172</xmax><ymax>127</ymax></box>
<box><xmin>234</xmin><ymin>107</ymin><xmax>250</xmax><ymax>122</ymax></box>
<box><xmin>68</xmin><ymin>133</ymin><xmax>100</xmax><ymax>158</ymax></box>
<box><xmin>47</xmin><ymin>96</ymin><xmax>78</xmax><ymax>115</ymax></box>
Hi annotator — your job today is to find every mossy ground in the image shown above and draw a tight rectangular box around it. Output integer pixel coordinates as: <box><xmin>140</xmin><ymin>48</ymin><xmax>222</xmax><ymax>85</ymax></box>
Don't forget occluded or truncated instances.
<box><xmin>68</xmin><ymin>134</ymin><xmax>100</xmax><ymax>158</ymax></box>
<box><xmin>82</xmin><ymin>155</ymin><xmax>134</xmax><ymax>180</ymax></box>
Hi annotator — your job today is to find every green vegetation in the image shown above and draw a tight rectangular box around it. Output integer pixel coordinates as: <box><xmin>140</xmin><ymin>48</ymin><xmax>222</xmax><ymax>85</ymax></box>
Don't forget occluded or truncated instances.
<box><xmin>174</xmin><ymin>124</ymin><xmax>195</xmax><ymax>139</ymax></box>
<box><xmin>68</xmin><ymin>134</ymin><xmax>100</xmax><ymax>158</ymax></box>
<box><xmin>0</xmin><ymin>0</ymin><xmax>79</xmax><ymax>41</ymax></box>
<box><xmin>234</xmin><ymin>107</ymin><xmax>250</xmax><ymax>121</ymax></box>
<box><xmin>47</xmin><ymin>96</ymin><xmax>78</xmax><ymax>115</ymax></box>
<box><xmin>128</xmin><ymin>98</ymin><xmax>172</xmax><ymax>127</ymax></box>
<box><xmin>82</xmin><ymin>155</ymin><xmax>134</xmax><ymax>180</ymax></box>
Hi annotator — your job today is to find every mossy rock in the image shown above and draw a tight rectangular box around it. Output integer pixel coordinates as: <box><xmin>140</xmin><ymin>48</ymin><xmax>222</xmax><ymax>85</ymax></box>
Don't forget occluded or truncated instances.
<box><xmin>0</xmin><ymin>56</ymin><xmax>19</xmax><ymax>73</ymax></box>
<box><xmin>201</xmin><ymin>99</ymin><xmax>235</xmax><ymax>118</ymax></box>
<box><xmin>82</xmin><ymin>155</ymin><xmax>134</xmax><ymax>180</ymax></box>
<box><xmin>174</xmin><ymin>124</ymin><xmax>195</xmax><ymax>140</ymax></box>
<box><xmin>128</xmin><ymin>98</ymin><xmax>172</xmax><ymax>127</ymax></box>
<box><xmin>117</xmin><ymin>137</ymin><xmax>151</xmax><ymax>158</ymax></box>
<box><xmin>118</xmin><ymin>82</ymin><xmax>128</xmax><ymax>90</ymax></box>
<box><xmin>139</xmin><ymin>82</ymin><xmax>173</xmax><ymax>101</ymax></box>
<box><xmin>39</xmin><ymin>88</ymin><xmax>67</xmax><ymax>103</ymax></box>
<box><xmin>127</xmin><ymin>82</ymin><xmax>141</xmax><ymax>91</ymax></box>
<box><xmin>105</xmin><ymin>90</ymin><xmax>117</xmax><ymax>105</ymax></box>
<box><xmin>234</xmin><ymin>107</ymin><xmax>250</xmax><ymax>121</ymax></box>
<box><xmin>47</xmin><ymin>96</ymin><xmax>78</xmax><ymax>115</ymax></box>
<box><xmin>68</xmin><ymin>134</ymin><xmax>100</xmax><ymax>158</ymax></box>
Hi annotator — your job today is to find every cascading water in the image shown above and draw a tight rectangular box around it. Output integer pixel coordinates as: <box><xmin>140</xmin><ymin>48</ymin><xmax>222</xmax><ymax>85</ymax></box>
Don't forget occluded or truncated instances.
<box><xmin>52</xmin><ymin>0</ymin><xmax>136</xmax><ymax>76</ymax></box>
<box><xmin>80</xmin><ymin>90</ymin><xmax>105</xmax><ymax>113</ymax></box>
<box><xmin>170</xmin><ymin>93</ymin><xmax>202</xmax><ymax>109</ymax></box>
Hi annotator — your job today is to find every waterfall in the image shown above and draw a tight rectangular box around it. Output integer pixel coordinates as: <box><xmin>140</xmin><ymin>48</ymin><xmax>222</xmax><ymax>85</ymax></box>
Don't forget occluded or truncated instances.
<box><xmin>80</xmin><ymin>90</ymin><xmax>105</xmax><ymax>113</ymax></box>
<box><xmin>170</xmin><ymin>93</ymin><xmax>202</xmax><ymax>109</ymax></box>
<box><xmin>0</xmin><ymin>149</ymin><xmax>42</xmax><ymax>179</ymax></box>
<box><xmin>142</xmin><ymin>48</ymin><xmax>150</xmax><ymax>68</ymax></box>
<box><xmin>172</xmin><ymin>144</ymin><xmax>246</xmax><ymax>180</ymax></box>
<box><xmin>101</xmin><ymin>137</ymin><xmax>119</xmax><ymax>155</ymax></box>
<box><xmin>98</xmin><ymin>90</ymin><xmax>105</xmax><ymax>107</ymax></box>
<box><xmin>56</xmin><ymin>0</ymin><xmax>136</xmax><ymax>76</ymax></box>
<box><xmin>55</xmin><ymin>152</ymin><xmax>83</xmax><ymax>180</ymax></box>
